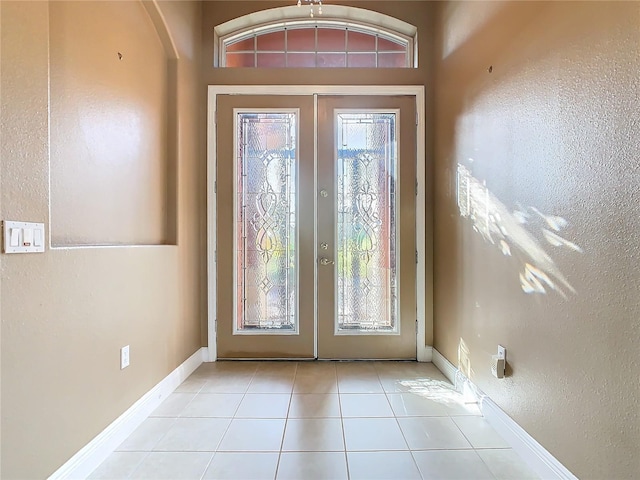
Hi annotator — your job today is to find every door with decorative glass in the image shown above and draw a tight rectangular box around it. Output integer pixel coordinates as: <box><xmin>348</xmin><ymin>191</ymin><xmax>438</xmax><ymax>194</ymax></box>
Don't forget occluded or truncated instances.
<box><xmin>216</xmin><ymin>94</ymin><xmax>416</xmax><ymax>359</ymax></box>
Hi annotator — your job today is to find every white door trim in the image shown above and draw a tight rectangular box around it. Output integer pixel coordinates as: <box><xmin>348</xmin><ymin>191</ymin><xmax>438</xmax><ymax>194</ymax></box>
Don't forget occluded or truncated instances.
<box><xmin>207</xmin><ymin>85</ymin><xmax>429</xmax><ymax>362</ymax></box>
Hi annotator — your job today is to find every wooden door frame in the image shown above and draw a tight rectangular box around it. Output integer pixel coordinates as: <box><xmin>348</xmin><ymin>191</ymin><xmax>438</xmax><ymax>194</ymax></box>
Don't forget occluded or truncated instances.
<box><xmin>206</xmin><ymin>85</ymin><xmax>430</xmax><ymax>362</ymax></box>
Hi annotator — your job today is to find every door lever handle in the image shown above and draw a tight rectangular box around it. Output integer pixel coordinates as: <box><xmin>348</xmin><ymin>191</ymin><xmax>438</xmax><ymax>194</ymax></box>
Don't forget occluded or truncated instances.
<box><xmin>319</xmin><ymin>257</ymin><xmax>335</xmax><ymax>266</ymax></box>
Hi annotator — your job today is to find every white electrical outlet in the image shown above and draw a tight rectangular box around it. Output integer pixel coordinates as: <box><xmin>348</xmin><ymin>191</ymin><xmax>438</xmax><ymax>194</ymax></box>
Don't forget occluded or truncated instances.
<box><xmin>492</xmin><ymin>345</ymin><xmax>507</xmax><ymax>379</ymax></box>
<box><xmin>120</xmin><ymin>345</ymin><xmax>130</xmax><ymax>369</ymax></box>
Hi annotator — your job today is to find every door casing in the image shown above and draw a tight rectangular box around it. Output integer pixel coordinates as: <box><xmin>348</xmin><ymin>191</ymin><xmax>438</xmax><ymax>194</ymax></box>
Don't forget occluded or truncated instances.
<box><xmin>206</xmin><ymin>85</ymin><xmax>430</xmax><ymax>361</ymax></box>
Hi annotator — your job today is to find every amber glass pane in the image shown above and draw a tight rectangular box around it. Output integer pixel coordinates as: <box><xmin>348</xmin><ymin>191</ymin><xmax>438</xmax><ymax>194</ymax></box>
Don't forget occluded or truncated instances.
<box><xmin>287</xmin><ymin>53</ymin><xmax>316</xmax><ymax>67</ymax></box>
<box><xmin>347</xmin><ymin>53</ymin><xmax>376</xmax><ymax>68</ymax></box>
<box><xmin>347</xmin><ymin>31</ymin><xmax>375</xmax><ymax>52</ymax></box>
<box><xmin>257</xmin><ymin>53</ymin><xmax>286</xmax><ymax>68</ymax></box>
<box><xmin>317</xmin><ymin>28</ymin><xmax>345</xmax><ymax>52</ymax></box>
<box><xmin>257</xmin><ymin>31</ymin><xmax>286</xmax><ymax>51</ymax></box>
<box><xmin>226</xmin><ymin>53</ymin><xmax>255</xmax><ymax>67</ymax></box>
<box><xmin>288</xmin><ymin>28</ymin><xmax>316</xmax><ymax>51</ymax></box>
<box><xmin>317</xmin><ymin>53</ymin><xmax>346</xmax><ymax>68</ymax></box>
<box><xmin>227</xmin><ymin>37</ymin><xmax>255</xmax><ymax>52</ymax></box>
<box><xmin>377</xmin><ymin>36</ymin><xmax>406</xmax><ymax>52</ymax></box>
<box><xmin>378</xmin><ymin>53</ymin><xmax>407</xmax><ymax>68</ymax></box>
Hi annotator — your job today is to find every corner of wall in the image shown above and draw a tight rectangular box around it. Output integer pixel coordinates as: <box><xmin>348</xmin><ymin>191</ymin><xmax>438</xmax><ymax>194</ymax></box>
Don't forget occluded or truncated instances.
<box><xmin>432</xmin><ymin>349</ymin><xmax>578</xmax><ymax>480</ymax></box>
<box><xmin>49</xmin><ymin>347</ymin><xmax>207</xmax><ymax>480</ymax></box>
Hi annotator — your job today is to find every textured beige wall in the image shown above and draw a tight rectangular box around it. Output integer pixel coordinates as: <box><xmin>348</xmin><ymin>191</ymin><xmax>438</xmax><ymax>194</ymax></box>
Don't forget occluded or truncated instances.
<box><xmin>49</xmin><ymin>1</ymin><xmax>172</xmax><ymax>246</ymax></box>
<box><xmin>0</xmin><ymin>1</ymin><xmax>202</xmax><ymax>478</ymax></box>
<box><xmin>433</xmin><ymin>2</ymin><xmax>640</xmax><ymax>478</ymax></box>
<box><xmin>202</xmin><ymin>1</ymin><xmax>436</xmax><ymax>346</ymax></box>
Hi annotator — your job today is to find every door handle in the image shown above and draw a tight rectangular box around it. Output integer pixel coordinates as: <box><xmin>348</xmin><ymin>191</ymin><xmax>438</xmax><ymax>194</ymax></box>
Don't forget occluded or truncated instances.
<box><xmin>319</xmin><ymin>257</ymin><xmax>335</xmax><ymax>266</ymax></box>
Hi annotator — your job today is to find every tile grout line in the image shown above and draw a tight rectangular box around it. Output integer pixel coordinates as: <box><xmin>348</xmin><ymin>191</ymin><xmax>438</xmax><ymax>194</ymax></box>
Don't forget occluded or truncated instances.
<box><xmin>199</xmin><ymin>363</ymin><xmax>257</xmax><ymax>479</ymax></box>
<box><xmin>274</xmin><ymin>361</ymin><xmax>298</xmax><ymax>480</ymax></box>
<box><xmin>449</xmin><ymin>414</ymin><xmax>478</xmax><ymax>450</ymax></box>
<box><xmin>336</xmin><ymin>369</ymin><xmax>351</xmax><ymax>480</ymax></box>
<box><xmin>117</xmin><ymin>416</ymin><xmax>179</xmax><ymax>455</ymax></box>
<box><xmin>374</xmin><ymin>363</ymin><xmax>501</xmax><ymax>479</ymax></box>
<box><xmin>197</xmin><ymin>452</ymin><xmax>216</xmax><ymax>480</ymax></box>
<box><xmin>108</xmin><ymin>361</ymin><xmax>514</xmax><ymax>480</ymax></box>
<box><xmin>122</xmin><ymin>451</ymin><xmax>151</xmax><ymax>480</ymax></box>
<box><xmin>475</xmin><ymin>449</ymin><xmax>519</xmax><ymax>480</ymax></box>
<box><xmin>446</xmin><ymin>413</ymin><xmax>501</xmax><ymax>479</ymax></box>
<box><xmin>376</xmin><ymin>365</ymin><xmax>423</xmax><ymax>478</ymax></box>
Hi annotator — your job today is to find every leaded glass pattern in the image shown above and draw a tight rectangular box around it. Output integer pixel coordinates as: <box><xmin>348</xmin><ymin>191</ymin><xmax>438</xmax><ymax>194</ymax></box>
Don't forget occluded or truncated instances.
<box><xmin>336</xmin><ymin>112</ymin><xmax>398</xmax><ymax>332</ymax></box>
<box><xmin>236</xmin><ymin>113</ymin><xmax>297</xmax><ymax>332</ymax></box>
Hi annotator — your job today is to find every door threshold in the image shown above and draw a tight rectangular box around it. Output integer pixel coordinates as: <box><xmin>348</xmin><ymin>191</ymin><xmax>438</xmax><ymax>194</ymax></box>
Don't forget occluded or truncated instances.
<box><xmin>217</xmin><ymin>357</ymin><xmax>316</xmax><ymax>361</ymax></box>
<box><xmin>320</xmin><ymin>358</ymin><xmax>418</xmax><ymax>362</ymax></box>
<box><xmin>216</xmin><ymin>358</ymin><xmax>418</xmax><ymax>361</ymax></box>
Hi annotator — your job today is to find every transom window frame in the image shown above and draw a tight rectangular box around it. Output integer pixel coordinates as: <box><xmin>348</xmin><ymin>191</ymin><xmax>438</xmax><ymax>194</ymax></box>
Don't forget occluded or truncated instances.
<box><xmin>213</xmin><ymin>5</ymin><xmax>418</xmax><ymax>68</ymax></box>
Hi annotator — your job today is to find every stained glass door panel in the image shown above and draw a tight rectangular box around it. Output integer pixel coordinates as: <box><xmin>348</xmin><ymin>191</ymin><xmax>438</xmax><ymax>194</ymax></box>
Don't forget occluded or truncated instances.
<box><xmin>217</xmin><ymin>96</ymin><xmax>315</xmax><ymax>358</ymax></box>
<box><xmin>317</xmin><ymin>96</ymin><xmax>416</xmax><ymax>359</ymax></box>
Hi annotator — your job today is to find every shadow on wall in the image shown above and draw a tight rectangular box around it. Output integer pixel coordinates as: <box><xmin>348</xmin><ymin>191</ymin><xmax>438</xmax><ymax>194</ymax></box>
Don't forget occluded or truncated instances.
<box><xmin>456</xmin><ymin>164</ymin><xmax>582</xmax><ymax>298</ymax></box>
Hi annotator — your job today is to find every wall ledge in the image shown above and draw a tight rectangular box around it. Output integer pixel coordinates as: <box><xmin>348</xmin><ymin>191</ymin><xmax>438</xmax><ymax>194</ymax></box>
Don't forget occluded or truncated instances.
<box><xmin>432</xmin><ymin>348</ymin><xmax>578</xmax><ymax>480</ymax></box>
<box><xmin>48</xmin><ymin>347</ymin><xmax>207</xmax><ymax>480</ymax></box>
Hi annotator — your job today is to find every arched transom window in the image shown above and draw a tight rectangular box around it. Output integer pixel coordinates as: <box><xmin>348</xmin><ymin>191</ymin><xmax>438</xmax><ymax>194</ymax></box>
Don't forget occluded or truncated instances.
<box><xmin>214</xmin><ymin>6</ymin><xmax>417</xmax><ymax>68</ymax></box>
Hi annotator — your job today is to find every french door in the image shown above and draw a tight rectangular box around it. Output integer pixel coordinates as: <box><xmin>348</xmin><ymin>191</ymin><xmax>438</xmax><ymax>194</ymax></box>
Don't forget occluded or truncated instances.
<box><xmin>216</xmin><ymin>94</ymin><xmax>416</xmax><ymax>359</ymax></box>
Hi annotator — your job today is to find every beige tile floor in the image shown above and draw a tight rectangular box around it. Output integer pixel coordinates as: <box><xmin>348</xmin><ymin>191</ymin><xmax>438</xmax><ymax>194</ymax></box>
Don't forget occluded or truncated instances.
<box><xmin>89</xmin><ymin>361</ymin><xmax>539</xmax><ymax>480</ymax></box>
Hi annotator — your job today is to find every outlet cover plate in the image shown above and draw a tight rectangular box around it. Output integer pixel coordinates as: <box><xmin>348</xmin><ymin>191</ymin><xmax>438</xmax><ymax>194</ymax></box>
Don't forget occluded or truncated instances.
<box><xmin>497</xmin><ymin>345</ymin><xmax>506</xmax><ymax>360</ymax></box>
<box><xmin>120</xmin><ymin>345</ymin><xmax>130</xmax><ymax>369</ymax></box>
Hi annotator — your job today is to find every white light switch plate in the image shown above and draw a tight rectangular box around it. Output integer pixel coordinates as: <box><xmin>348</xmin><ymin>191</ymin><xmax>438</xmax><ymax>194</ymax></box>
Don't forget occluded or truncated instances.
<box><xmin>2</xmin><ymin>221</ymin><xmax>45</xmax><ymax>253</ymax></box>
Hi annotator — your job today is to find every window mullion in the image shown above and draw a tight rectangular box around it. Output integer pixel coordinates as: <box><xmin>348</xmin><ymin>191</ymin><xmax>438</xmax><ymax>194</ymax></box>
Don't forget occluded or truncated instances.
<box><xmin>222</xmin><ymin>21</ymin><xmax>412</xmax><ymax>69</ymax></box>
<box><xmin>375</xmin><ymin>35</ymin><xmax>379</xmax><ymax>68</ymax></box>
<box><xmin>344</xmin><ymin>28</ymin><xmax>348</xmax><ymax>67</ymax></box>
<box><xmin>314</xmin><ymin>26</ymin><xmax>318</xmax><ymax>68</ymax></box>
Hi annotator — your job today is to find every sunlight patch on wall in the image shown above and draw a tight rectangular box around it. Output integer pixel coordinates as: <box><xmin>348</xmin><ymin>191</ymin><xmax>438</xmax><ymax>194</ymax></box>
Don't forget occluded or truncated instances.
<box><xmin>440</xmin><ymin>2</ymin><xmax>504</xmax><ymax>59</ymax></box>
<box><xmin>457</xmin><ymin>337</ymin><xmax>473</xmax><ymax>379</ymax></box>
<box><xmin>457</xmin><ymin>164</ymin><xmax>582</xmax><ymax>298</ymax></box>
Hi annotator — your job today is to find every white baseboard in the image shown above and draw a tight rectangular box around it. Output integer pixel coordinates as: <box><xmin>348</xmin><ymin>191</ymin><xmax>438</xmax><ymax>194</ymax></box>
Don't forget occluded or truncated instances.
<box><xmin>431</xmin><ymin>348</ymin><xmax>577</xmax><ymax>480</ymax></box>
<box><xmin>432</xmin><ymin>348</ymin><xmax>457</xmax><ymax>384</ymax></box>
<box><xmin>482</xmin><ymin>397</ymin><xmax>577</xmax><ymax>480</ymax></box>
<box><xmin>417</xmin><ymin>345</ymin><xmax>433</xmax><ymax>362</ymax></box>
<box><xmin>49</xmin><ymin>347</ymin><xmax>208</xmax><ymax>480</ymax></box>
